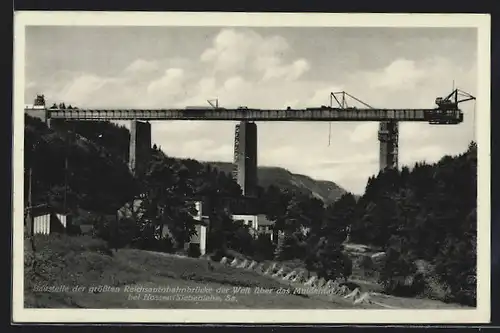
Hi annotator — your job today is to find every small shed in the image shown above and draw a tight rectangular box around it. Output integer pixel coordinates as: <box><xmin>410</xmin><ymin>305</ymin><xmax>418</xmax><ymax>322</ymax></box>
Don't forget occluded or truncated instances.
<box><xmin>26</xmin><ymin>204</ymin><xmax>72</xmax><ymax>235</ymax></box>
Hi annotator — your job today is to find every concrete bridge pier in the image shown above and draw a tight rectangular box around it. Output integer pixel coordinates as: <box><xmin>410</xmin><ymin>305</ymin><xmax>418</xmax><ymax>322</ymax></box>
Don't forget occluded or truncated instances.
<box><xmin>233</xmin><ymin>121</ymin><xmax>258</xmax><ymax>197</ymax></box>
<box><xmin>129</xmin><ymin>120</ymin><xmax>152</xmax><ymax>177</ymax></box>
<box><xmin>378</xmin><ymin>120</ymin><xmax>399</xmax><ymax>170</ymax></box>
<box><xmin>46</xmin><ymin>117</ymin><xmax>66</xmax><ymax>131</ymax></box>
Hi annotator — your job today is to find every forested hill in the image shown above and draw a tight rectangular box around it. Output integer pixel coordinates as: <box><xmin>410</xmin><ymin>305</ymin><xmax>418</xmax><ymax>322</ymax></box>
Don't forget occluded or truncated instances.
<box><xmin>24</xmin><ymin>116</ymin><xmax>138</xmax><ymax>214</ymax></box>
<box><xmin>347</xmin><ymin>142</ymin><xmax>478</xmax><ymax>305</ymax></box>
<box><xmin>23</xmin><ymin>116</ymin><xmax>344</xmax><ymax>213</ymax></box>
<box><xmin>208</xmin><ymin>162</ymin><xmax>346</xmax><ymax>205</ymax></box>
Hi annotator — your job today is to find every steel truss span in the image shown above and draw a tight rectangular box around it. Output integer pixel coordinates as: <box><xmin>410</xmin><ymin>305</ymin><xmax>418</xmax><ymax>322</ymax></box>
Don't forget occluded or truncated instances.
<box><xmin>43</xmin><ymin>108</ymin><xmax>463</xmax><ymax>124</ymax></box>
<box><xmin>26</xmin><ymin>89</ymin><xmax>475</xmax><ymax>125</ymax></box>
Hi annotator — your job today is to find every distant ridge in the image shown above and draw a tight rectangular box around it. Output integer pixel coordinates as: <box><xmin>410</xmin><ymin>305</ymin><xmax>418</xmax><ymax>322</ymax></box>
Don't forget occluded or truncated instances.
<box><xmin>206</xmin><ymin>162</ymin><xmax>347</xmax><ymax>205</ymax></box>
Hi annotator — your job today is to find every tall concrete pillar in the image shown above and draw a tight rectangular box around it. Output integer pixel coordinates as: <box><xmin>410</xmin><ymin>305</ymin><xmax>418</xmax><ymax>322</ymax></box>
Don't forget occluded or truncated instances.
<box><xmin>129</xmin><ymin>120</ymin><xmax>152</xmax><ymax>177</ymax></box>
<box><xmin>378</xmin><ymin>120</ymin><xmax>399</xmax><ymax>170</ymax></box>
<box><xmin>233</xmin><ymin>121</ymin><xmax>258</xmax><ymax>197</ymax></box>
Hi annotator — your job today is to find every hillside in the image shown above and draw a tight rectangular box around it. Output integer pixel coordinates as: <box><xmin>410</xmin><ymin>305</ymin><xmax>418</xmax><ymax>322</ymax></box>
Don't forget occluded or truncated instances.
<box><xmin>25</xmin><ymin>234</ymin><xmax>465</xmax><ymax>309</ymax></box>
<box><xmin>208</xmin><ymin>162</ymin><xmax>346</xmax><ymax>205</ymax></box>
<box><xmin>24</xmin><ymin>115</ymin><xmax>138</xmax><ymax>215</ymax></box>
<box><xmin>24</xmin><ymin>234</ymin><xmax>361</xmax><ymax>309</ymax></box>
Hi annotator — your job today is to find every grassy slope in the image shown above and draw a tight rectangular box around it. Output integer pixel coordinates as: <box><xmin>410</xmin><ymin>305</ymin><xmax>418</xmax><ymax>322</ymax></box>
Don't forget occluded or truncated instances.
<box><xmin>24</xmin><ymin>235</ymin><xmax>467</xmax><ymax>309</ymax></box>
<box><xmin>24</xmin><ymin>235</ymin><xmax>359</xmax><ymax>309</ymax></box>
<box><xmin>208</xmin><ymin>162</ymin><xmax>346</xmax><ymax>205</ymax></box>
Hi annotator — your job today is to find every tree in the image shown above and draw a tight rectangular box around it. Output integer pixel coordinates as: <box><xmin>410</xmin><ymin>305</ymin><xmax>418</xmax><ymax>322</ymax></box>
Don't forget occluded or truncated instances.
<box><xmin>272</xmin><ymin>193</ymin><xmax>310</xmax><ymax>260</ymax></box>
<box><xmin>261</xmin><ymin>185</ymin><xmax>291</xmax><ymax>228</ymax></box>
<box><xmin>378</xmin><ymin>245</ymin><xmax>421</xmax><ymax>296</ymax></box>
<box><xmin>282</xmin><ymin>194</ymin><xmax>309</xmax><ymax>233</ymax></box>
<box><xmin>253</xmin><ymin>233</ymin><xmax>275</xmax><ymax>261</ymax></box>
<box><xmin>345</xmin><ymin>142</ymin><xmax>477</xmax><ymax>305</ymax></box>
<box><xmin>274</xmin><ymin>231</ymin><xmax>304</xmax><ymax>261</ymax></box>
<box><xmin>434</xmin><ymin>208</ymin><xmax>477</xmax><ymax>306</ymax></box>
<box><xmin>303</xmin><ymin>192</ymin><xmax>357</xmax><ymax>281</ymax></box>
<box><xmin>206</xmin><ymin>197</ymin><xmax>236</xmax><ymax>253</ymax></box>
<box><xmin>322</xmin><ymin>192</ymin><xmax>356</xmax><ymax>243</ymax></box>
<box><xmin>228</xmin><ymin>222</ymin><xmax>255</xmax><ymax>256</ymax></box>
<box><xmin>300</xmin><ymin>196</ymin><xmax>325</xmax><ymax>232</ymax></box>
<box><xmin>138</xmin><ymin>151</ymin><xmax>198</xmax><ymax>250</ymax></box>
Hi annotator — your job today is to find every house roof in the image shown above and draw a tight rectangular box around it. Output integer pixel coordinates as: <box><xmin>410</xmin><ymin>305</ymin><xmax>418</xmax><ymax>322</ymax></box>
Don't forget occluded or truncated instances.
<box><xmin>257</xmin><ymin>214</ymin><xmax>275</xmax><ymax>226</ymax></box>
<box><xmin>27</xmin><ymin>204</ymin><xmax>51</xmax><ymax>216</ymax></box>
<box><xmin>232</xmin><ymin>214</ymin><xmax>256</xmax><ymax>218</ymax></box>
<box><xmin>27</xmin><ymin>204</ymin><xmax>72</xmax><ymax>217</ymax></box>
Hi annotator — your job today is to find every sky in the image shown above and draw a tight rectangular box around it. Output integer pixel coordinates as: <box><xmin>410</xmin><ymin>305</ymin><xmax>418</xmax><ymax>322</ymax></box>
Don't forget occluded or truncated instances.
<box><xmin>24</xmin><ymin>26</ymin><xmax>478</xmax><ymax>194</ymax></box>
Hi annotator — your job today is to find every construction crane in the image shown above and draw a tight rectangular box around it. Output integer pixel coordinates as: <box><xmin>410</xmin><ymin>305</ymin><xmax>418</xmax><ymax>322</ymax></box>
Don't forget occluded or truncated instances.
<box><xmin>207</xmin><ymin>99</ymin><xmax>219</xmax><ymax>109</ymax></box>
<box><xmin>327</xmin><ymin>91</ymin><xmax>375</xmax><ymax>146</ymax></box>
<box><xmin>330</xmin><ymin>91</ymin><xmax>373</xmax><ymax>110</ymax></box>
<box><xmin>436</xmin><ymin>87</ymin><xmax>477</xmax><ymax>137</ymax></box>
<box><xmin>326</xmin><ymin>89</ymin><xmax>475</xmax><ymax>170</ymax></box>
<box><xmin>34</xmin><ymin>94</ymin><xmax>46</xmax><ymax>106</ymax></box>
<box><xmin>435</xmin><ymin>89</ymin><xmax>476</xmax><ymax>111</ymax></box>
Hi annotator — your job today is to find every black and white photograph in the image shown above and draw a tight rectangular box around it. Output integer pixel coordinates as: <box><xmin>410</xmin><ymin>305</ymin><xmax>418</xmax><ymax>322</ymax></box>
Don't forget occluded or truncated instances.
<box><xmin>13</xmin><ymin>12</ymin><xmax>491</xmax><ymax>324</ymax></box>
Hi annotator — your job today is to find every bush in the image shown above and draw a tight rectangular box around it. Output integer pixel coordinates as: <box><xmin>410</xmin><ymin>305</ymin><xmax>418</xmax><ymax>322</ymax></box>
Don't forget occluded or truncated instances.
<box><xmin>253</xmin><ymin>234</ymin><xmax>275</xmax><ymax>261</ymax></box>
<box><xmin>306</xmin><ymin>241</ymin><xmax>352</xmax><ymax>282</ymax></box>
<box><xmin>275</xmin><ymin>232</ymin><xmax>304</xmax><ymax>261</ymax></box>
<box><xmin>187</xmin><ymin>243</ymin><xmax>201</xmax><ymax>258</ymax></box>
<box><xmin>342</xmin><ymin>255</ymin><xmax>353</xmax><ymax>280</ymax></box>
<box><xmin>33</xmin><ymin>233</ymin><xmax>106</xmax><ymax>252</ymax></box>
<box><xmin>359</xmin><ymin>255</ymin><xmax>374</xmax><ymax>271</ymax></box>
<box><xmin>155</xmin><ymin>235</ymin><xmax>175</xmax><ymax>253</ymax></box>
<box><xmin>209</xmin><ymin>248</ymin><xmax>226</xmax><ymax>262</ymax></box>
<box><xmin>378</xmin><ymin>249</ymin><xmax>425</xmax><ymax>297</ymax></box>
<box><xmin>66</xmin><ymin>223</ymin><xmax>82</xmax><ymax>236</ymax></box>
<box><xmin>228</xmin><ymin>225</ymin><xmax>256</xmax><ymax>257</ymax></box>
<box><xmin>422</xmin><ymin>274</ymin><xmax>451</xmax><ymax>301</ymax></box>
<box><xmin>224</xmin><ymin>249</ymin><xmax>248</xmax><ymax>261</ymax></box>
<box><xmin>354</xmin><ymin>255</ymin><xmax>377</xmax><ymax>278</ymax></box>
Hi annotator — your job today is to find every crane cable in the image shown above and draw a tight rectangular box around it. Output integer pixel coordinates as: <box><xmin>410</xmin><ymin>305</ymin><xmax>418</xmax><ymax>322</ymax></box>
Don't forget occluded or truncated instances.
<box><xmin>328</xmin><ymin>94</ymin><xmax>333</xmax><ymax>147</ymax></box>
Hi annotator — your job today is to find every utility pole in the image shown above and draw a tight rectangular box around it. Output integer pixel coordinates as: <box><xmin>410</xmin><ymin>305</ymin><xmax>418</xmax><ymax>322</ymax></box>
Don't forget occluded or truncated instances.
<box><xmin>26</xmin><ymin>139</ymin><xmax>39</xmax><ymax>237</ymax></box>
<box><xmin>63</xmin><ymin>150</ymin><xmax>68</xmax><ymax>214</ymax></box>
<box><xmin>26</xmin><ymin>166</ymin><xmax>33</xmax><ymax>237</ymax></box>
<box><xmin>64</xmin><ymin>123</ymin><xmax>71</xmax><ymax>214</ymax></box>
<box><xmin>26</xmin><ymin>142</ymin><xmax>38</xmax><ymax>266</ymax></box>
<box><xmin>63</xmin><ymin>122</ymin><xmax>77</xmax><ymax>215</ymax></box>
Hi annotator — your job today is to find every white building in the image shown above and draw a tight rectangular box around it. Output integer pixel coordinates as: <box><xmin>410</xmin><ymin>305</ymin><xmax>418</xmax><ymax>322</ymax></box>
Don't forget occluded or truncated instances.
<box><xmin>231</xmin><ymin>214</ymin><xmax>258</xmax><ymax>230</ymax></box>
<box><xmin>231</xmin><ymin>214</ymin><xmax>275</xmax><ymax>241</ymax></box>
<box><xmin>188</xmin><ymin>201</ymin><xmax>208</xmax><ymax>256</ymax></box>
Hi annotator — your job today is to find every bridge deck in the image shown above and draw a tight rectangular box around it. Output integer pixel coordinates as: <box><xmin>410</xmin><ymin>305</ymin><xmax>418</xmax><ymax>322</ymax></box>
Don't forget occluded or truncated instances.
<box><xmin>41</xmin><ymin>107</ymin><xmax>463</xmax><ymax>122</ymax></box>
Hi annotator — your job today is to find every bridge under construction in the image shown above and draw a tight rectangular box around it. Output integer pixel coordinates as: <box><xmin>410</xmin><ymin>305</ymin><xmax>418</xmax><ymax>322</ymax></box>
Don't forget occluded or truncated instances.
<box><xmin>24</xmin><ymin>89</ymin><xmax>475</xmax><ymax>197</ymax></box>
